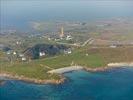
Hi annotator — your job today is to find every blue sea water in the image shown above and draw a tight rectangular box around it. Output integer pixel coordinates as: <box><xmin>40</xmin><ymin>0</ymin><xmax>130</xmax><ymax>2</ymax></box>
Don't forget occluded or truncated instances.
<box><xmin>1</xmin><ymin>0</ymin><xmax>133</xmax><ymax>30</ymax></box>
<box><xmin>1</xmin><ymin>67</ymin><xmax>133</xmax><ymax>100</ymax></box>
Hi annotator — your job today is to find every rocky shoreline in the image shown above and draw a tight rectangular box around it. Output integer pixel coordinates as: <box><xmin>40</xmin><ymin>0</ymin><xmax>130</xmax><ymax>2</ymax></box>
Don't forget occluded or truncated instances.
<box><xmin>84</xmin><ymin>62</ymin><xmax>133</xmax><ymax>72</ymax></box>
<box><xmin>1</xmin><ymin>62</ymin><xmax>133</xmax><ymax>85</ymax></box>
<box><xmin>0</xmin><ymin>80</ymin><xmax>5</xmax><ymax>86</ymax></box>
<box><xmin>0</xmin><ymin>72</ymin><xmax>65</xmax><ymax>85</ymax></box>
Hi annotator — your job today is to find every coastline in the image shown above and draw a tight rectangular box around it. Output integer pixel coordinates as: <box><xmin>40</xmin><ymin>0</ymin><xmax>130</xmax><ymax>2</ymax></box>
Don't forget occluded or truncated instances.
<box><xmin>0</xmin><ymin>62</ymin><xmax>133</xmax><ymax>85</ymax></box>
<box><xmin>0</xmin><ymin>72</ymin><xmax>65</xmax><ymax>85</ymax></box>
<box><xmin>85</xmin><ymin>62</ymin><xmax>133</xmax><ymax>72</ymax></box>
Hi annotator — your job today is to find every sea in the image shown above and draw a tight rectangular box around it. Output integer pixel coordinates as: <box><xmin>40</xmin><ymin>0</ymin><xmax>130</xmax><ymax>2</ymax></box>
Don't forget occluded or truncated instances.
<box><xmin>1</xmin><ymin>67</ymin><xmax>133</xmax><ymax>100</ymax></box>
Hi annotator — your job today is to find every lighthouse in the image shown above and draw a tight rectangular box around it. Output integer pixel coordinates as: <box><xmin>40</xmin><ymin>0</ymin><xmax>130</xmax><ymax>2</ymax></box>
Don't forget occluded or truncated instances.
<box><xmin>60</xmin><ymin>27</ymin><xmax>64</xmax><ymax>38</ymax></box>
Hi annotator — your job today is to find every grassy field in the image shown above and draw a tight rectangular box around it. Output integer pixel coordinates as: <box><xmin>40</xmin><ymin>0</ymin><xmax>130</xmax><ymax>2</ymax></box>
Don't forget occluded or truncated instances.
<box><xmin>0</xmin><ymin>51</ymin><xmax>7</xmax><ymax>62</ymax></box>
<box><xmin>1</xmin><ymin>46</ymin><xmax>133</xmax><ymax>80</ymax></box>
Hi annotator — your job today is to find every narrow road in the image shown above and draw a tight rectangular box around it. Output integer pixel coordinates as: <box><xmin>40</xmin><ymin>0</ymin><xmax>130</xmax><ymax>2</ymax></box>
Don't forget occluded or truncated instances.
<box><xmin>81</xmin><ymin>38</ymin><xmax>94</xmax><ymax>46</ymax></box>
<box><xmin>56</xmin><ymin>42</ymin><xmax>80</xmax><ymax>47</ymax></box>
<box><xmin>40</xmin><ymin>64</ymin><xmax>54</xmax><ymax>70</ymax></box>
<box><xmin>56</xmin><ymin>38</ymin><xmax>94</xmax><ymax>47</ymax></box>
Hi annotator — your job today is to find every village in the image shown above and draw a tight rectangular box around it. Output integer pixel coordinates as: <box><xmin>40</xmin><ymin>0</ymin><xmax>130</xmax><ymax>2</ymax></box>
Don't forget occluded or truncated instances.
<box><xmin>0</xmin><ymin>27</ymin><xmax>74</xmax><ymax>63</ymax></box>
<box><xmin>1</xmin><ymin>22</ymin><xmax>133</xmax><ymax>64</ymax></box>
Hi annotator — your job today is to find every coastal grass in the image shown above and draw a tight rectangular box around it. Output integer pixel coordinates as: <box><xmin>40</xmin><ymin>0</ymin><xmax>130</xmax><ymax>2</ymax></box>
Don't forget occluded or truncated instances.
<box><xmin>1</xmin><ymin>49</ymin><xmax>104</xmax><ymax>80</ymax></box>
<box><xmin>1</xmin><ymin>62</ymin><xmax>60</xmax><ymax>80</ymax></box>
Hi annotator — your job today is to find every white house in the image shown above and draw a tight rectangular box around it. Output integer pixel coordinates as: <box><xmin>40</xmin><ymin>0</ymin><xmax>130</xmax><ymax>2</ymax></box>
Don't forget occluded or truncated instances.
<box><xmin>39</xmin><ymin>52</ymin><xmax>45</xmax><ymax>57</ymax></box>
<box><xmin>16</xmin><ymin>41</ymin><xmax>21</xmax><ymax>45</ymax></box>
<box><xmin>13</xmin><ymin>51</ymin><xmax>17</xmax><ymax>55</ymax></box>
<box><xmin>109</xmin><ymin>45</ymin><xmax>117</xmax><ymax>48</ymax></box>
<box><xmin>64</xmin><ymin>49</ymin><xmax>72</xmax><ymax>54</ymax></box>
<box><xmin>66</xmin><ymin>35</ymin><xmax>72</xmax><ymax>40</ymax></box>
<box><xmin>48</xmin><ymin>38</ymin><xmax>51</xmax><ymax>40</ymax></box>
<box><xmin>22</xmin><ymin>57</ymin><xmax>26</xmax><ymax>61</ymax></box>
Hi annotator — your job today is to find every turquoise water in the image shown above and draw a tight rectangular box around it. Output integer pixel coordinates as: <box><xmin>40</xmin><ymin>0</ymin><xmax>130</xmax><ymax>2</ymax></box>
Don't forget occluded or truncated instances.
<box><xmin>1</xmin><ymin>0</ymin><xmax>133</xmax><ymax>30</ymax></box>
<box><xmin>1</xmin><ymin>67</ymin><xmax>133</xmax><ymax>100</ymax></box>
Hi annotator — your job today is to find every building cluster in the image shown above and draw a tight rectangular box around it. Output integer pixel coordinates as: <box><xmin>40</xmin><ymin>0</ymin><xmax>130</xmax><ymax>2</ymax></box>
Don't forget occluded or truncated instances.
<box><xmin>59</xmin><ymin>27</ymin><xmax>73</xmax><ymax>40</ymax></box>
<box><xmin>42</xmin><ymin>27</ymin><xmax>73</xmax><ymax>41</ymax></box>
<box><xmin>6</xmin><ymin>50</ymin><xmax>27</xmax><ymax>61</ymax></box>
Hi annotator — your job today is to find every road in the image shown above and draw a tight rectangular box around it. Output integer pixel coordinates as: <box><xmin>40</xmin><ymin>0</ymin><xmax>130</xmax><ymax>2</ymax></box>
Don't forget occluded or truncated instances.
<box><xmin>56</xmin><ymin>38</ymin><xmax>94</xmax><ymax>47</ymax></box>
